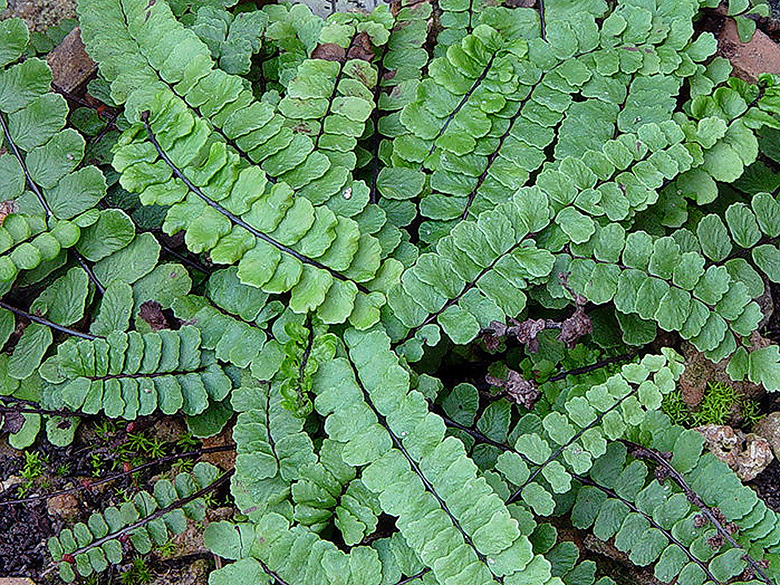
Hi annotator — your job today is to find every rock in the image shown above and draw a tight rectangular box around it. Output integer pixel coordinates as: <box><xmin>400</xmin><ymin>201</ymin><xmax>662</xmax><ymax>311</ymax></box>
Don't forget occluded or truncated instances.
<box><xmin>754</xmin><ymin>412</ymin><xmax>780</xmax><ymax>459</ymax></box>
<box><xmin>756</xmin><ymin>286</ymin><xmax>775</xmax><ymax>331</ymax></box>
<box><xmin>5</xmin><ymin>0</ymin><xmax>76</xmax><ymax>32</ymax></box>
<box><xmin>0</xmin><ymin>475</ymin><xmax>23</xmax><ymax>493</ymax></box>
<box><xmin>582</xmin><ymin>534</ymin><xmax>664</xmax><ymax>585</ymax></box>
<box><xmin>679</xmin><ymin>341</ymin><xmax>765</xmax><ymax>414</ymax></box>
<box><xmin>47</xmin><ymin>27</ymin><xmax>97</xmax><ymax>93</ymax></box>
<box><xmin>0</xmin><ymin>579</ymin><xmax>37</xmax><ymax>585</ymax></box>
<box><xmin>679</xmin><ymin>348</ymin><xmax>709</xmax><ymax>407</ymax></box>
<box><xmin>208</xmin><ymin>506</ymin><xmax>234</xmax><ymax>522</ymax></box>
<box><xmin>292</xmin><ymin>0</ymin><xmax>389</xmax><ymax>18</ymax></box>
<box><xmin>697</xmin><ymin>424</ymin><xmax>774</xmax><ymax>481</ymax></box>
<box><xmin>46</xmin><ymin>492</ymin><xmax>80</xmax><ymax>522</ymax></box>
<box><xmin>717</xmin><ymin>17</ymin><xmax>780</xmax><ymax>82</ymax></box>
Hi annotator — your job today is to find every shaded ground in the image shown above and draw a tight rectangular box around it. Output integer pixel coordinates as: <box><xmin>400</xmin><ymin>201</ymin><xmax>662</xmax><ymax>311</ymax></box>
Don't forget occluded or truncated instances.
<box><xmin>0</xmin><ymin>454</ymin><xmax>54</xmax><ymax>577</ymax></box>
<box><xmin>0</xmin><ymin>420</ymin><xmax>232</xmax><ymax>583</ymax></box>
<box><xmin>753</xmin><ymin>460</ymin><xmax>780</xmax><ymax>512</ymax></box>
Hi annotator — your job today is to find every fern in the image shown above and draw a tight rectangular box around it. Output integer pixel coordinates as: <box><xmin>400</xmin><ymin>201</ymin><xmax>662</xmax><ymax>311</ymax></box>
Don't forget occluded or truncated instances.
<box><xmin>47</xmin><ymin>462</ymin><xmax>225</xmax><ymax>582</ymax></box>
<box><xmin>39</xmin><ymin>327</ymin><xmax>232</xmax><ymax>419</ymax></box>
<box><xmin>4</xmin><ymin>1</ymin><xmax>780</xmax><ymax>584</ymax></box>
<box><xmin>0</xmin><ymin>18</ymin><xmax>108</xmax><ymax>281</ymax></box>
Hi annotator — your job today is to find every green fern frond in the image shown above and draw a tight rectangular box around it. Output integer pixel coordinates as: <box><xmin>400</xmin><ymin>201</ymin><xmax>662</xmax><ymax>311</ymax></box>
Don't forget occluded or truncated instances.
<box><xmin>40</xmin><ymin>327</ymin><xmax>232</xmax><ymax>419</ymax></box>
<box><xmin>48</xmin><ymin>462</ymin><xmax>224</xmax><ymax>582</ymax></box>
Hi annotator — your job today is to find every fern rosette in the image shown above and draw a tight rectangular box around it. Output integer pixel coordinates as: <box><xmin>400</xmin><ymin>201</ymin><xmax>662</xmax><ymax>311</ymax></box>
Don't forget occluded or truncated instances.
<box><xmin>0</xmin><ymin>0</ymin><xmax>776</xmax><ymax>583</ymax></box>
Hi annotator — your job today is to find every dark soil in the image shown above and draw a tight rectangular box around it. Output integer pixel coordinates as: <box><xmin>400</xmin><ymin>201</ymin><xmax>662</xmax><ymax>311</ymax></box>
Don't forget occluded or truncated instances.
<box><xmin>753</xmin><ymin>460</ymin><xmax>780</xmax><ymax>513</ymax></box>
<box><xmin>763</xmin><ymin>283</ymin><xmax>780</xmax><ymax>345</ymax></box>
<box><xmin>0</xmin><ymin>453</ymin><xmax>57</xmax><ymax>577</ymax></box>
<box><xmin>0</xmin><ymin>497</ymin><xmax>54</xmax><ymax>576</ymax></box>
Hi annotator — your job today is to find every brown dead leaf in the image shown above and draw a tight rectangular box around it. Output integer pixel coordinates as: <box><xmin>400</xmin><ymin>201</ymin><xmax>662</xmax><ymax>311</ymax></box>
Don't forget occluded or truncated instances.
<box><xmin>138</xmin><ymin>300</ymin><xmax>168</xmax><ymax>331</ymax></box>
<box><xmin>486</xmin><ymin>370</ymin><xmax>540</xmax><ymax>409</ymax></box>
<box><xmin>557</xmin><ymin>305</ymin><xmax>593</xmax><ymax>348</ymax></box>
<box><xmin>347</xmin><ymin>32</ymin><xmax>375</xmax><ymax>61</ymax></box>
<box><xmin>312</xmin><ymin>43</ymin><xmax>346</xmax><ymax>63</ymax></box>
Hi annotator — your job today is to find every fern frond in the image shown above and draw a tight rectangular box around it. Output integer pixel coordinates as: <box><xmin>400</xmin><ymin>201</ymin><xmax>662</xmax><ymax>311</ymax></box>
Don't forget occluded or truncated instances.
<box><xmin>439</xmin><ymin>377</ymin><xmax>780</xmax><ymax>584</ymax></box>
<box><xmin>320</xmin><ymin>327</ymin><xmax>553</xmax><ymax>585</ymax></box>
<box><xmin>79</xmin><ymin>0</ymin><xmax>402</xmax><ymax>327</ymax></box>
<box><xmin>391</xmin><ymin>0</ymin><xmax>713</xmax><ymax>241</ymax></box>
<box><xmin>40</xmin><ymin>327</ymin><xmax>232</xmax><ymax>419</ymax></box>
<box><xmin>491</xmin><ymin>353</ymin><xmax>683</xmax><ymax>514</ymax></box>
<box><xmin>173</xmin><ymin>267</ymin><xmax>279</xmax><ymax>369</ymax></box>
<box><xmin>637</xmin><ymin>414</ymin><xmax>780</xmax><ymax>577</ymax></box>
<box><xmin>190</xmin><ymin>5</ymin><xmax>267</xmax><ymax>75</ymax></box>
<box><xmin>0</xmin><ymin>18</ymin><xmax>108</xmax><ymax>283</ymax></box>
<box><xmin>567</xmin><ymin>226</ymin><xmax>759</xmax><ymax>358</ymax></box>
<box><xmin>570</xmin><ymin>443</ymin><xmax>757</xmax><ymax>584</ymax></box>
<box><xmin>363</xmin><ymin>0</ymin><xmax>431</xmax><ymax>209</ymax></box>
<box><xmin>435</xmin><ymin>0</ymin><xmax>541</xmax><ymax>53</ymax></box>
<box><xmin>255</xmin><ymin>2</ymin><xmax>326</xmax><ymax>90</ymax></box>
<box><xmin>47</xmin><ymin>462</ymin><xmax>225</xmax><ymax>582</ymax></box>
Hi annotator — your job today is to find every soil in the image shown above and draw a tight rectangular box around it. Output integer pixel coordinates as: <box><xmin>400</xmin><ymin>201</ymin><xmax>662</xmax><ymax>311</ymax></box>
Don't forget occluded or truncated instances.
<box><xmin>0</xmin><ymin>496</ymin><xmax>53</xmax><ymax>576</ymax></box>
<box><xmin>3</xmin><ymin>0</ymin><xmax>75</xmax><ymax>31</ymax></box>
<box><xmin>0</xmin><ymin>452</ymin><xmax>57</xmax><ymax>578</ymax></box>
<box><xmin>752</xmin><ymin>459</ymin><xmax>780</xmax><ymax>512</ymax></box>
<box><xmin>0</xmin><ymin>421</ymin><xmax>228</xmax><ymax>583</ymax></box>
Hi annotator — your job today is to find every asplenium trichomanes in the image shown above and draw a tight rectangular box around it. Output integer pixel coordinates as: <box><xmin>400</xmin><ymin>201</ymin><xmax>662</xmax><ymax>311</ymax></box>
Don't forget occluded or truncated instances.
<box><xmin>1</xmin><ymin>0</ymin><xmax>780</xmax><ymax>582</ymax></box>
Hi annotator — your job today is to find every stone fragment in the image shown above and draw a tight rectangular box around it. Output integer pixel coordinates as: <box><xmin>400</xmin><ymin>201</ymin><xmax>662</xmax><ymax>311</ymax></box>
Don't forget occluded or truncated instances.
<box><xmin>718</xmin><ymin>17</ymin><xmax>780</xmax><ymax>82</ymax></box>
<box><xmin>696</xmin><ymin>424</ymin><xmax>774</xmax><ymax>481</ymax></box>
<box><xmin>46</xmin><ymin>492</ymin><xmax>80</xmax><ymax>522</ymax></box>
<box><xmin>46</xmin><ymin>27</ymin><xmax>97</xmax><ymax>93</ymax></box>
<box><xmin>753</xmin><ymin>411</ymin><xmax>780</xmax><ymax>460</ymax></box>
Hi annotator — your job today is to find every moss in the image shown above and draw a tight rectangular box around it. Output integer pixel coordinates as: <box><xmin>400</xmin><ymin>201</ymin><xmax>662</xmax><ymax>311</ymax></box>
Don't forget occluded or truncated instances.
<box><xmin>662</xmin><ymin>381</ymin><xmax>764</xmax><ymax>429</ymax></box>
<box><xmin>692</xmin><ymin>382</ymin><xmax>739</xmax><ymax>426</ymax></box>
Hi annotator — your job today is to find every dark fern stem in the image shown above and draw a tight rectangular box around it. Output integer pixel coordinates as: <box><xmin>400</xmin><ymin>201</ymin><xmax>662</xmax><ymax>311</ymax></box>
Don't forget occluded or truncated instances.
<box><xmin>141</xmin><ymin>111</ymin><xmax>369</xmax><ymax>294</ymax></box>
<box><xmin>0</xmin><ymin>109</ymin><xmax>105</xmax><ymax>295</ymax></box>
<box><xmin>50</xmin><ymin>469</ymin><xmax>234</xmax><ymax>571</ymax></box>
<box><xmin>346</xmin><ymin>355</ymin><xmax>504</xmax><ymax>581</ymax></box>
<box><xmin>438</xmin><ymin>415</ymin><xmax>767</xmax><ymax>585</ymax></box>
<box><xmin>0</xmin><ymin>300</ymin><xmax>99</xmax><ymax>341</ymax></box>
<box><xmin>571</xmin><ymin>473</ymin><xmax>719</xmax><ymax>583</ymax></box>
<box><xmin>623</xmin><ymin>440</ymin><xmax>774</xmax><ymax>585</ymax></box>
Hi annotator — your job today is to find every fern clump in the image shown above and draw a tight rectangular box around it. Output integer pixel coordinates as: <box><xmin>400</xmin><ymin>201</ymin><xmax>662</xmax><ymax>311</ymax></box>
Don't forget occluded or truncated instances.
<box><xmin>1</xmin><ymin>0</ymin><xmax>780</xmax><ymax>583</ymax></box>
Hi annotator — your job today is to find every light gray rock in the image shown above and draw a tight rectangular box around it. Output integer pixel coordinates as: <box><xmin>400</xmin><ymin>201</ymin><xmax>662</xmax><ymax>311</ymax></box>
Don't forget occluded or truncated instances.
<box><xmin>696</xmin><ymin>424</ymin><xmax>774</xmax><ymax>481</ymax></box>
<box><xmin>753</xmin><ymin>411</ymin><xmax>780</xmax><ymax>459</ymax></box>
<box><xmin>292</xmin><ymin>0</ymin><xmax>389</xmax><ymax>18</ymax></box>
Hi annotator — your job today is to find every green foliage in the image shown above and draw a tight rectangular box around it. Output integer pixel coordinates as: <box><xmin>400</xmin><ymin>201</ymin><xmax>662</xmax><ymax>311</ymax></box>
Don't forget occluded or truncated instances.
<box><xmin>40</xmin><ymin>327</ymin><xmax>233</xmax><ymax>419</ymax></box>
<box><xmin>17</xmin><ymin>450</ymin><xmax>47</xmax><ymax>496</ymax></box>
<box><xmin>119</xmin><ymin>557</ymin><xmax>155</xmax><ymax>585</ymax></box>
<box><xmin>48</xmin><ymin>462</ymin><xmax>220</xmax><ymax>582</ymax></box>
<box><xmin>662</xmin><ymin>381</ymin><xmax>761</xmax><ymax>428</ymax></box>
<box><xmin>2</xmin><ymin>1</ymin><xmax>780</xmax><ymax>584</ymax></box>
